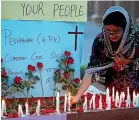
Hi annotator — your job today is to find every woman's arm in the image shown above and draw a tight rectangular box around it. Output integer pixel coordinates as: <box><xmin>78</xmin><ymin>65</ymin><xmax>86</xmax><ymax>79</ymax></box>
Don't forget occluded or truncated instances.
<box><xmin>75</xmin><ymin>73</ymin><xmax>93</xmax><ymax>100</ymax></box>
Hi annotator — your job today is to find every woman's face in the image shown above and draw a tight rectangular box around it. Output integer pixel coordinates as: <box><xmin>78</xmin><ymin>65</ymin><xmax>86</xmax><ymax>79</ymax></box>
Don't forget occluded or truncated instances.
<box><xmin>104</xmin><ymin>25</ymin><xmax>124</xmax><ymax>42</ymax></box>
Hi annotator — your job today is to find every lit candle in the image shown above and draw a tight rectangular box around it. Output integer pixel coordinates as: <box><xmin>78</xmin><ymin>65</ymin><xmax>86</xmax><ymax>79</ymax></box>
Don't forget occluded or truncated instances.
<box><xmin>56</xmin><ymin>91</ymin><xmax>60</xmax><ymax>114</ymax></box>
<box><xmin>1</xmin><ymin>100</ymin><xmax>7</xmax><ymax>117</ymax></box>
<box><xmin>93</xmin><ymin>94</ymin><xmax>96</xmax><ymax>110</ymax></box>
<box><xmin>115</xmin><ymin>91</ymin><xmax>119</xmax><ymax>107</ymax></box>
<box><xmin>68</xmin><ymin>93</ymin><xmax>71</xmax><ymax>112</ymax></box>
<box><xmin>122</xmin><ymin>92</ymin><xmax>125</xmax><ymax>102</ymax></box>
<box><xmin>83</xmin><ymin>96</ymin><xmax>87</xmax><ymax>112</ymax></box>
<box><xmin>118</xmin><ymin>92</ymin><xmax>123</xmax><ymax>108</ymax></box>
<box><xmin>126</xmin><ymin>87</ymin><xmax>131</xmax><ymax>108</ymax></box>
<box><xmin>99</xmin><ymin>95</ymin><xmax>102</xmax><ymax>110</ymax></box>
<box><xmin>106</xmin><ymin>88</ymin><xmax>109</xmax><ymax>104</ymax></box>
<box><xmin>36</xmin><ymin>100</ymin><xmax>41</xmax><ymax>116</ymax></box>
<box><xmin>89</xmin><ymin>96</ymin><xmax>93</xmax><ymax>110</ymax></box>
<box><xmin>133</xmin><ymin>91</ymin><xmax>136</xmax><ymax>107</ymax></box>
<box><xmin>18</xmin><ymin>104</ymin><xmax>24</xmax><ymax>117</ymax></box>
<box><xmin>112</xmin><ymin>87</ymin><xmax>115</xmax><ymax>101</ymax></box>
<box><xmin>106</xmin><ymin>97</ymin><xmax>111</xmax><ymax>110</ymax></box>
<box><xmin>25</xmin><ymin>102</ymin><xmax>30</xmax><ymax>116</ymax></box>
<box><xmin>64</xmin><ymin>93</ymin><xmax>67</xmax><ymax>113</ymax></box>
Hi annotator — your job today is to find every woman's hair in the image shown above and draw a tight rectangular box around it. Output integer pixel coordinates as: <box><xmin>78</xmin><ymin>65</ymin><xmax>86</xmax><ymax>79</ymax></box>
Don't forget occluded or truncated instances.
<box><xmin>103</xmin><ymin>11</ymin><xmax>126</xmax><ymax>28</ymax></box>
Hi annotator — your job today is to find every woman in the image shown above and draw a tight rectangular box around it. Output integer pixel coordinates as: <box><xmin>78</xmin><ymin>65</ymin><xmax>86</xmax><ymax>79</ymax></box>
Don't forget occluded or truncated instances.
<box><xmin>71</xmin><ymin>6</ymin><xmax>139</xmax><ymax>104</ymax></box>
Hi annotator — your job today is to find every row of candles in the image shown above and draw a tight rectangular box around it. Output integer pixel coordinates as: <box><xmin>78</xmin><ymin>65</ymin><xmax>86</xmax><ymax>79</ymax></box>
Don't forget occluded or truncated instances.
<box><xmin>1</xmin><ymin>92</ymin><xmax>71</xmax><ymax>118</ymax></box>
<box><xmin>1</xmin><ymin>87</ymin><xmax>139</xmax><ymax>118</ymax></box>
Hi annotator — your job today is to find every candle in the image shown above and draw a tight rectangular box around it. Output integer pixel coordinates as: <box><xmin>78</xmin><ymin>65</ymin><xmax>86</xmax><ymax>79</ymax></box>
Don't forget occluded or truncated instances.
<box><xmin>137</xmin><ymin>94</ymin><xmax>139</xmax><ymax>107</ymax></box>
<box><xmin>122</xmin><ymin>92</ymin><xmax>125</xmax><ymax>102</ymax></box>
<box><xmin>115</xmin><ymin>91</ymin><xmax>119</xmax><ymax>107</ymax></box>
<box><xmin>56</xmin><ymin>91</ymin><xmax>60</xmax><ymax>114</ymax></box>
<box><xmin>133</xmin><ymin>91</ymin><xmax>136</xmax><ymax>106</ymax></box>
<box><xmin>112</xmin><ymin>87</ymin><xmax>115</xmax><ymax>101</ymax></box>
<box><xmin>64</xmin><ymin>94</ymin><xmax>67</xmax><ymax>112</ymax></box>
<box><xmin>18</xmin><ymin>104</ymin><xmax>24</xmax><ymax>117</ymax></box>
<box><xmin>68</xmin><ymin>93</ymin><xmax>71</xmax><ymax>112</ymax></box>
<box><xmin>25</xmin><ymin>102</ymin><xmax>30</xmax><ymax>116</ymax></box>
<box><xmin>106</xmin><ymin>88</ymin><xmax>109</xmax><ymax>104</ymax></box>
<box><xmin>127</xmin><ymin>87</ymin><xmax>130</xmax><ymax>96</ymax></box>
<box><xmin>99</xmin><ymin>95</ymin><xmax>102</xmax><ymax>110</ymax></box>
<box><xmin>118</xmin><ymin>92</ymin><xmax>123</xmax><ymax>108</ymax></box>
<box><xmin>1</xmin><ymin>100</ymin><xmax>7</xmax><ymax>117</ymax></box>
<box><xmin>83</xmin><ymin>96</ymin><xmax>87</xmax><ymax>112</ymax></box>
<box><xmin>93</xmin><ymin>94</ymin><xmax>96</xmax><ymax>110</ymax></box>
<box><xmin>106</xmin><ymin>97</ymin><xmax>111</xmax><ymax>110</ymax></box>
<box><xmin>89</xmin><ymin>96</ymin><xmax>93</xmax><ymax>110</ymax></box>
<box><xmin>36</xmin><ymin>100</ymin><xmax>40</xmax><ymax>116</ymax></box>
<box><xmin>126</xmin><ymin>87</ymin><xmax>131</xmax><ymax>108</ymax></box>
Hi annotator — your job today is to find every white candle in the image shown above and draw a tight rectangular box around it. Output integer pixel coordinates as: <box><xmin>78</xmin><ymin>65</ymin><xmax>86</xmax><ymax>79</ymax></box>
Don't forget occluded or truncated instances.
<box><xmin>64</xmin><ymin>94</ymin><xmax>67</xmax><ymax>112</ymax></box>
<box><xmin>89</xmin><ymin>96</ymin><xmax>93</xmax><ymax>110</ymax></box>
<box><xmin>133</xmin><ymin>91</ymin><xmax>136</xmax><ymax>106</ymax></box>
<box><xmin>1</xmin><ymin>100</ymin><xmax>7</xmax><ymax>117</ymax></box>
<box><xmin>106</xmin><ymin>88</ymin><xmax>109</xmax><ymax>104</ymax></box>
<box><xmin>99</xmin><ymin>95</ymin><xmax>102</xmax><ymax>110</ymax></box>
<box><xmin>25</xmin><ymin>102</ymin><xmax>30</xmax><ymax>116</ymax></box>
<box><xmin>106</xmin><ymin>97</ymin><xmax>111</xmax><ymax>110</ymax></box>
<box><xmin>83</xmin><ymin>96</ymin><xmax>87</xmax><ymax>112</ymax></box>
<box><xmin>126</xmin><ymin>87</ymin><xmax>131</xmax><ymax>108</ymax></box>
<box><xmin>118</xmin><ymin>92</ymin><xmax>123</xmax><ymax>108</ymax></box>
<box><xmin>112</xmin><ymin>87</ymin><xmax>115</xmax><ymax>101</ymax></box>
<box><xmin>137</xmin><ymin>94</ymin><xmax>139</xmax><ymax>107</ymax></box>
<box><xmin>56</xmin><ymin>91</ymin><xmax>60</xmax><ymax>114</ymax></box>
<box><xmin>115</xmin><ymin>91</ymin><xmax>119</xmax><ymax>107</ymax></box>
<box><xmin>122</xmin><ymin>92</ymin><xmax>125</xmax><ymax>102</ymax></box>
<box><xmin>18</xmin><ymin>104</ymin><xmax>24</xmax><ymax>117</ymax></box>
<box><xmin>68</xmin><ymin>93</ymin><xmax>71</xmax><ymax>112</ymax></box>
<box><xmin>36</xmin><ymin>100</ymin><xmax>40</xmax><ymax>115</ymax></box>
<box><xmin>93</xmin><ymin>94</ymin><xmax>96</xmax><ymax>110</ymax></box>
<box><xmin>127</xmin><ymin>87</ymin><xmax>130</xmax><ymax>96</ymax></box>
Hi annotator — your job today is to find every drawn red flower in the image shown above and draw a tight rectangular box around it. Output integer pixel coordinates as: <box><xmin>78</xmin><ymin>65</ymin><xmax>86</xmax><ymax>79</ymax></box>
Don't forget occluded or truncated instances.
<box><xmin>55</xmin><ymin>69</ymin><xmax>61</xmax><ymax>75</ymax></box>
<box><xmin>64</xmin><ymin>71</ymin><xmax>69</xmax><ymax>79</ymax></box>
<box><xmin>14</xmin><ymin>76</ymin><xmax>22</xmax><ymax>84</ymax></box>
<box><xmin>37</xmin><ymin>62</ymin><xmax>43</xmax><ymax>69</ymax></box>
<box><xmin>68</xmin><ymin>57</ymin><xmax>74</xmax><ymax>64</ymax></box>
<box><xmin>74</xmin><ymin>78</ymin><xmax>80</xmax><ymax>84</ymax></box>
<box><xmin>28</xmin><ymin>65</ymin><xmax>35</xmax><ymax>71</ymax></box>
<box><xmin>1</xmin><ymin>69</ymin><xmax>7</xmax><ymax>77</ymax></box>
<box><xmin>64</xmin><ymin>51</ymin><xmax>71</xmax><ymax>56</ymax></box>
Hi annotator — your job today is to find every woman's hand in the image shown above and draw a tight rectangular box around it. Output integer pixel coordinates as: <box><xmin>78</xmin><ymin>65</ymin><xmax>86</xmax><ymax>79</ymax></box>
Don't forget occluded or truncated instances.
<box><xmin>70</xmin><ymin>95</ymin><xmax>80</xmax><ymax>105</ymax></box>
<box><xmin>113</xmin><ymin>53</ymin><xmax>133</xmax><ymax>65</ymax></box>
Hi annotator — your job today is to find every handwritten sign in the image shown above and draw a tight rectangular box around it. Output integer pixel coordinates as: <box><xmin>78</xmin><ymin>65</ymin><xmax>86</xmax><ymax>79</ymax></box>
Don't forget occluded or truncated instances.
<box><xmin>2</xmin><ymin>1</ymin><xmax>87</xmax><ymax>22</ymax></box>
<box><xmin>1</xmin><ymin>20</ymin><xmax>84</xmax><ymax>97</ymax></box>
